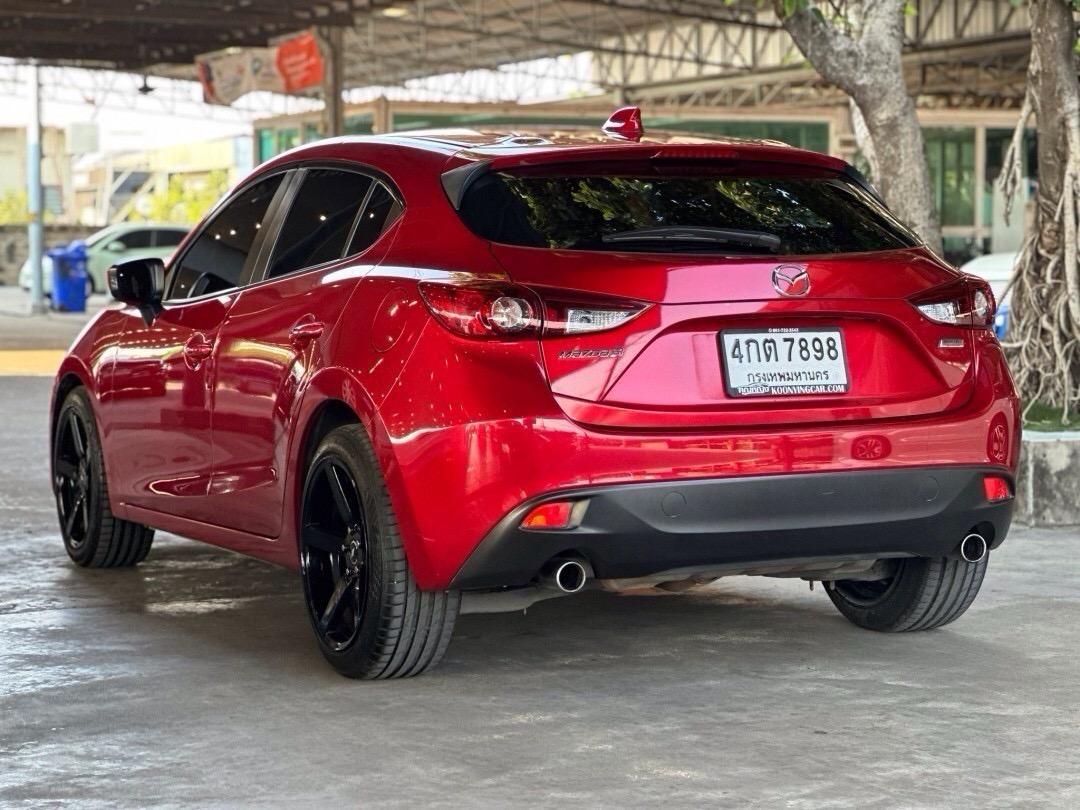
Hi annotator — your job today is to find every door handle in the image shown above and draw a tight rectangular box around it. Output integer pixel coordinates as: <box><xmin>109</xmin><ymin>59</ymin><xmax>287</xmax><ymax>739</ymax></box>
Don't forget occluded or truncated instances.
<box><xmin>290</xmin><ymin>320</ymin><xmax>325</xmax><ymax>342</ymax></box>
<box><xmin>183</xmin><ymin>334</ymin><xmax>214</xmax><ymax>368</ymax></box>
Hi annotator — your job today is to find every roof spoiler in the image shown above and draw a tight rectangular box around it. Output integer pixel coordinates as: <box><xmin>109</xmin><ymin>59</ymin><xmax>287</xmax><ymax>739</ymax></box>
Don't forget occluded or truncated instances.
<box><xmin>843</xmin><ymin>164</ymin><xmax>886</xmax><ymax>205</ymax></box>
<box><xmin>441</xmin><ymin>161</ymin><xmax>491</xmax><ymax>210</ymax></box>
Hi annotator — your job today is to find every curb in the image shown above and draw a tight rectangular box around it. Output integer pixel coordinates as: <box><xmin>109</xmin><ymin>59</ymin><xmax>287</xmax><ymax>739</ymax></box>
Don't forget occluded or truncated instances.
<box><xmin>1016</xmin><ymin>434</ymin><xmax>1080</xmax><ymax>527</ymax></box>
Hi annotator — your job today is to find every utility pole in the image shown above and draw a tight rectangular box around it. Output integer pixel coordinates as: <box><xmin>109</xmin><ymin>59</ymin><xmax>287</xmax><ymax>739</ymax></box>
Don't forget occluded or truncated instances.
<box><xmin>27</xmin><ymin>61</ymin><xmax>46</xmax><ymax>315</ymax></box>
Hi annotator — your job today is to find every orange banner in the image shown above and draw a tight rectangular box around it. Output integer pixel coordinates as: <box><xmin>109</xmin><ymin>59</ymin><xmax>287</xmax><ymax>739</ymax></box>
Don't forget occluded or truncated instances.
<box><xmin>275</xmin><ymin>32</ymin><xmax>325</xmax><ymax>93</ymax></box>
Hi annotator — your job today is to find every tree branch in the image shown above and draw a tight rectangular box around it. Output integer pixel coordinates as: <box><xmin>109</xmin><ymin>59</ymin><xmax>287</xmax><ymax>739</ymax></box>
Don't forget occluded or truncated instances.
<box><xmin>999</xmin><ymin>90</ymin><xmax>1034</xmax><ymax>226</ymax></box>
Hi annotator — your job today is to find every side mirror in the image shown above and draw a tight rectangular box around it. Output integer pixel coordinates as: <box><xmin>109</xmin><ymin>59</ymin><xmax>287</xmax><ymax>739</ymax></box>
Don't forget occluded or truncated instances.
<box><xmin>108</xmin><ymin>257</ymin><xmax>165</xmax><ymax>325</ymax></box>
<box><xmin>106</xmin><ymin>240</ymin><xmax>127</xmax><ymax>253</ymax></box>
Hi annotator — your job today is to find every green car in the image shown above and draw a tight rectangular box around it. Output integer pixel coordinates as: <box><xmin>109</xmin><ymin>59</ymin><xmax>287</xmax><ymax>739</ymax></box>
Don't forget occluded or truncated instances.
<box><xmin>19</xmin><ymin>222</ymin><xmax>188</xmax><ymax>296</ymax></box>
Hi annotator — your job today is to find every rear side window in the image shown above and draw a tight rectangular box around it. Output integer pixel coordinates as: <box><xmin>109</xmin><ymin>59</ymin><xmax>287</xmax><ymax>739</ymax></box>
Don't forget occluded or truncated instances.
<box><xmin>267</xmin><ymin>169</ymin><xmax>373</xmax><ymax>279</ymax></box>
<box><xmin>116</xmin><ymin>229</ymin><xmax>153</xmax><ymax>249</ymax></box>
<box><xmin>458</xmin><ymin>163</ymin><xmax>919</xmax><ymax>256</ymax></box>
<box><xmin>347</xmin><ymin>182</ymin><xmax>401</xmax><ymax>256</ymax></box>
<box><xmin>154</xmin><ymin>229</ymin><xmax>186</xmax><ymax>248</ymax></box>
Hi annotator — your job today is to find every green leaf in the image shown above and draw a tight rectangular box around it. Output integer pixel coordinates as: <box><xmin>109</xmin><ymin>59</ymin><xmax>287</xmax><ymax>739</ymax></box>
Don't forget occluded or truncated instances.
<box><xmin>777</xmin><ymin>0</ymin><xmax>812</xmax><ymax>17</ymax></box>
<box><xmin>904</xmin><ymin>2</ymin><xmax>917</xmax><ymax>16</ymax></box>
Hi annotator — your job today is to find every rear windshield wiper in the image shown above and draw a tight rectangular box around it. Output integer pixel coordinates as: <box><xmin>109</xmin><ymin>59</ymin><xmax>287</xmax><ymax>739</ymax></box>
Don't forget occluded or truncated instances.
<box><xmin>601</xmin><ymin>226</ymin><xmax>782</xmax><ymax>252</ymax></box>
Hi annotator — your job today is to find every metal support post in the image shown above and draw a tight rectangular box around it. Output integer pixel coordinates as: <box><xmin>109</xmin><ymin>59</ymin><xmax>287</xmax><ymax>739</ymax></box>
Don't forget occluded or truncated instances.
<box><xmin>319</xmin><ymin>27</ymin><xmax>345</xmax><ymax>138</ymax></box>
<box><xmin>27</xmin><ymin>61</ymin><xmax>46</xmax><ymax>315</ymax></box>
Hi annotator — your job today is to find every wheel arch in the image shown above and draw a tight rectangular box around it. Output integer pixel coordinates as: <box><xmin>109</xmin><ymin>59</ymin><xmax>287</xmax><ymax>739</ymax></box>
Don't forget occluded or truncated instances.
<box><xmin>284</xmin><ymin>367</ymin><xmax>438</xmax><ymax>583</ymax></box>
<box><xmin>299</xmin><ymin>399</ymin><xmax>363</xmax><ymax>479</ymax></box>
<box><xmin>50</xmin><ymin>360</ymin><xmax>96</xmax><ymax>458</ymax></box>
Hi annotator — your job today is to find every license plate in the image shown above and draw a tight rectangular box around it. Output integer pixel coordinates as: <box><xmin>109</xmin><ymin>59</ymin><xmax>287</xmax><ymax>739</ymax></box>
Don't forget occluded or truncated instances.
<box><xmin>720</xmin><ymin>327</ymin><xmax>849</xmax><ymax>397</ymax></box>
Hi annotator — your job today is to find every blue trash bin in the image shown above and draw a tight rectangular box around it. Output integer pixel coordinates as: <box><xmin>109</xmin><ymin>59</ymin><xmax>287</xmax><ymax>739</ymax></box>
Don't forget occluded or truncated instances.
<box><xmin>48</xmin><ymin>240</ymin><xmax>89</xmax><ymax>313</ymax></box>
<box><xmin>994</xmin><ymin>301</ymin><xmax>1010</xmax><ymax>340</ymax></box>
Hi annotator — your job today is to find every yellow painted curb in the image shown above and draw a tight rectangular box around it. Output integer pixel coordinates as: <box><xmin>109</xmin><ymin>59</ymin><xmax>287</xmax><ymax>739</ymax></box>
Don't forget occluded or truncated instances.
<box><xmin>0</xmin><ymin>350</ymin><xmax>64</xmax><ymax>376</ymax></box>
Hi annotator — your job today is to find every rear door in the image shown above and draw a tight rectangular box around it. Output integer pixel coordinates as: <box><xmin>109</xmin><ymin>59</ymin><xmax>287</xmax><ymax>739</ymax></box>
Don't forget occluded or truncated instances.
<box><xmin>205</xmin><ymin>166</ymin><xmax>403</xmax><ymax>538</ymax></box>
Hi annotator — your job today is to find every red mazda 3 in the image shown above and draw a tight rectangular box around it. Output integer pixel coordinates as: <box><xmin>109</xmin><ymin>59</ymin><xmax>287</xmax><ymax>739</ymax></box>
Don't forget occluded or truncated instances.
<box><xmin>50</xmin><ymin>112</ymin><xmax>1019</xmax><ymax>678</ymax></box>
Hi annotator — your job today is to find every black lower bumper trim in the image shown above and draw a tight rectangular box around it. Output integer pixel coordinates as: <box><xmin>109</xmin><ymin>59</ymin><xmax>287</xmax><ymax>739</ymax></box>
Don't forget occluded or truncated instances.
<box><xmin>450</xmin><ymin>467</ymin><xmax>1015</xmax><ymax>590</ymax></box>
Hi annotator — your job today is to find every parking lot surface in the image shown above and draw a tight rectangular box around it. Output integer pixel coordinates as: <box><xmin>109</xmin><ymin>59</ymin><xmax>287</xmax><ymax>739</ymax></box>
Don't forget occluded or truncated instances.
<box><xmin>2</xmin><ymin>373</ymin><xmax>1079</xmax><ymax>807</ymax></box>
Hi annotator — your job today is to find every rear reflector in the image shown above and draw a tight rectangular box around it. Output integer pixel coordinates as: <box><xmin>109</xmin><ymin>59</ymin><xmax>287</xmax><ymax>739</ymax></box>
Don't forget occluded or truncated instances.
<box><xmin>983</xmin><ymin>475</ymin><xmax>1013</xmax><ymax>503</ymax></box>
<box><xmin>520</xmin><ymin>500</ymin><xmax>588</xmax><ymax>530</ymax></box>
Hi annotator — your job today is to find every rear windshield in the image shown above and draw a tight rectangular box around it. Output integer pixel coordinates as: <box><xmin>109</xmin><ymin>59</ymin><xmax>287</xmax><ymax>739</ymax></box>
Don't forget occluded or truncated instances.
<box><xmin>458</xmin><ymin>162</ymin><xmax>920</xmax><ymax>256</ymax></box>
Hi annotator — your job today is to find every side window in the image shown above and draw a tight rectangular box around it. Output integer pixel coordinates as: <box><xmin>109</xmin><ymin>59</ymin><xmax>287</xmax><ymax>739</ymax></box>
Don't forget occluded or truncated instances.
<box><xmin>167</xmin><ymin>174</ymin><xmax>284</xmax><ymax>300</ymax></box>
<box><xmin>348</xmin><ymin>182</ymin><xmax>402</xmax><ymax>256</ymax></box>
<box><xmin>154</xmin><ymin>229</ymin><xmax>186</xmax><ymax>248</ymax></box>
<box><xmin>116</xmin><ymin>229</ymin><xmax>153</xmax><ymax>250</ymax></box>
<box><xmin>266</xmin><ymin>169</ymin><xmax>373</xmax><ymax>280</ymax></box>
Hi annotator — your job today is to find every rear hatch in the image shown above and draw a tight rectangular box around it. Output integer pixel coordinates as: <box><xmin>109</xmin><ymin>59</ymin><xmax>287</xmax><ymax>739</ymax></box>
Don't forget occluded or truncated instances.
<box><xmin>455</xmin><ymin>153</ymin><xmax>977</xmax><ymax>429</ymax></box>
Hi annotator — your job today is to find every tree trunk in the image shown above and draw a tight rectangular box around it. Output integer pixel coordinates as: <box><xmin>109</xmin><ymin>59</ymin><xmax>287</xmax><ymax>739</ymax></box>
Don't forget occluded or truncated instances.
<box><xmin>1000</xmin><ymin>0</ymin><xmax>1080</xmax><ymax>419</ymax></box>
<box><xmin>777</xmin><ymin>1</ymin><xmax>943</xmax><ymax>255</ymax></box>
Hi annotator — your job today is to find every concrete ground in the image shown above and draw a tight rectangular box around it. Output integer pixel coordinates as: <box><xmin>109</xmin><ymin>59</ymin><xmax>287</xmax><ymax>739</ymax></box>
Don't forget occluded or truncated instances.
<box><xmin>0</xmin><ymin>286</ymin><xmax>110</xmax><ymax>352</ymax></box>
<box><xmin>2</xmin><ymin>309</ymin><xmax>1079</xmax><ymax>806</ymax></box>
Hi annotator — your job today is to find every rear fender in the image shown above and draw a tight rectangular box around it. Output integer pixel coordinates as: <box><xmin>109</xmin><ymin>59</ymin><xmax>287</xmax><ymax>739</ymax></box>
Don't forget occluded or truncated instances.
<box><xmin>284</xmin><ymin>367</ymin><xmax>439</xmax><ymax>585</ymax></box>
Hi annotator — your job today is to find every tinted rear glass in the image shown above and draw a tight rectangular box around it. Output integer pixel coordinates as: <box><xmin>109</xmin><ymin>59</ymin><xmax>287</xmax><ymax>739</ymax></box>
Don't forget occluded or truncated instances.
<box><xmin>458</xmin><ymin>163</ymin><xmax>919</xmax><ymax>255</ymax></box>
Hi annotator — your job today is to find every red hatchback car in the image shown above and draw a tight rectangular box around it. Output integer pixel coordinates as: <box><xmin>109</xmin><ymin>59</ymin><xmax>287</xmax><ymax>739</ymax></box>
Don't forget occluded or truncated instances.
<box><xmin>51</xmin><ymin>113</ymin><xmax>1019</xmax><ymax>678</ymax></box>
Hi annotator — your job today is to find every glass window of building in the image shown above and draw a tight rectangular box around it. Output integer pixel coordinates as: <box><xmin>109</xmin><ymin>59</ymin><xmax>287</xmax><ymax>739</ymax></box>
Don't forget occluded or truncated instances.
<box><xmin>257</xmin><ymin>129</ymin><xmax>275</xmax><ymax>163</ymax></box>
<box><xmin>924</xmin><ymin>127</ymin><xmax>976</xmax><ymax>228</ymax></box>
<box><xmin>276</xmin><ymin>128</ymin><xmax>300</xmax><ymax>155</ymax></box>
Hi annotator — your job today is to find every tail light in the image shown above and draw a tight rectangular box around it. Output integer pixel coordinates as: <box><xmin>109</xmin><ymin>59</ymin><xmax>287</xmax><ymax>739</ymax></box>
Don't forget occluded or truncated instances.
<box><xmin>417</xmin><ymin>281</ymin><xmax>540</xmax><ymax>337</ymax></box>
<box><xmin>910</xmin><ymin>276</ymin><xmax>996</xmax><ymax>329</ymax></box>
<box><xmin>419</xmin><ymin>280</ymin><xmax>648</xmax><ymax>339</ymax></box>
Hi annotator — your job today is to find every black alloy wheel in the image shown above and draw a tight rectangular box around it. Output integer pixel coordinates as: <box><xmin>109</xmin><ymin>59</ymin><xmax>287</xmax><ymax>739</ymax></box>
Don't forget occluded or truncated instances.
<box><xmin>52</xmin><ymin>388</ymin><xmax>154</xmax><ymax>567</ymax></box>
<box><xmin>299</xmin><ymin>424</ymin><xmax>460</xmax><ymax>679</ymax></box>
<box><xmin>54</xmin><ymin>404</ymin><xmax>93</xmax><ymax>552</ymax></box>
<box><xmin>301</xmin><ymin>457</ymin><xmax>370</xmax><ymax>652</ymax></box>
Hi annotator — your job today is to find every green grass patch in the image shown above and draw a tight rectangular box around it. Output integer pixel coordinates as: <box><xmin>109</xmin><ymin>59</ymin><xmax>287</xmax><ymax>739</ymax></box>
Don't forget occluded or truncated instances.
<box><xmin>1022</xmin><ymin>401</ymin><xmax>1080</xmax><ymax>432</ymax></box>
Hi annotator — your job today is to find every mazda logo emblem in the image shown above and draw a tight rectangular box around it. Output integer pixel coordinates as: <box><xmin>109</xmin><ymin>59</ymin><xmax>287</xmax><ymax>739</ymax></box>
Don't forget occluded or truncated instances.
<box><xmin>772</xmin><ymin>265</ymin><xmax>811</xmax><ymax>297</ymax></box>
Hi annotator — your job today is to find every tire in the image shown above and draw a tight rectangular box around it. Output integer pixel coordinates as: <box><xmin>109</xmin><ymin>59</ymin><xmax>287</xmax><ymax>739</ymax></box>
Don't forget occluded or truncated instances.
<box><xmin>52</xmin><ymin>388</ymin><xmax>154</xmax><ymax>567</ymax></box>
<box><xmin>826</xmin><ymin>556</ymin><xmax>987</xmax><ymax>632</ymax></box>
<box><xmin>299</xmin><ymin>424</ymin><xmax>459</xmax><ymax>679</ymax></box>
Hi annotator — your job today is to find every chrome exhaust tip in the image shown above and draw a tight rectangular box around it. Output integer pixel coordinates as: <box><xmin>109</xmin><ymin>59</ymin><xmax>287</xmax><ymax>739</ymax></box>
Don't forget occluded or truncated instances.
<box><xmin>959</xmin><ymin>533</ymin><xmax>988</xmax><ymax>564</ymax></box>
<box><xmin>542</xmin><ymin>558</ymin><xmax>589</xmax><ymax>594</ymax></box>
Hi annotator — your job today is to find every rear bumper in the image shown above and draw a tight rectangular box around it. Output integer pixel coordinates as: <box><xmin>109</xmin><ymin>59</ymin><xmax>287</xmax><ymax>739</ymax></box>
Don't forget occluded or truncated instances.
<box><xmin>450</xmin><ymin>466</ymin><xmax>1015</xmax><ymax>590</ymax></box>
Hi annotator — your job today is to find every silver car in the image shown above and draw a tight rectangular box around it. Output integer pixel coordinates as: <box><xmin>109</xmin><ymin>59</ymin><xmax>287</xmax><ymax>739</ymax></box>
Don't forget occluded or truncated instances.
<box><xmin>19</xmin><ymin>222</ymin><xmax>187</xmax><ymax>296</ymax></box>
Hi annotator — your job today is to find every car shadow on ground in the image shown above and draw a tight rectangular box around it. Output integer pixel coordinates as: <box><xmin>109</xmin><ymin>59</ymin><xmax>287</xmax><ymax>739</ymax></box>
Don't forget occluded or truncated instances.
<box><xmin>40</xmin><ymin>531</ymin><xmax>1017</xmax><ymax>691</ymax></box>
